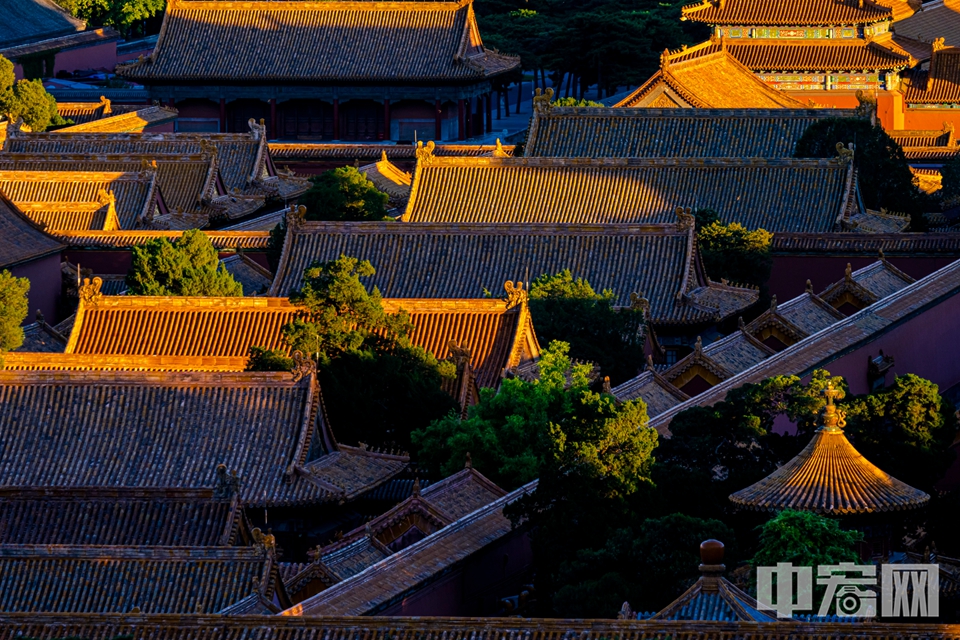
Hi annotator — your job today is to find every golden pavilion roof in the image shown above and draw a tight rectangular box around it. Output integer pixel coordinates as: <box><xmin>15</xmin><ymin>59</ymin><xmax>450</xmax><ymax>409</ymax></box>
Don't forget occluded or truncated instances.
<box><xmin>615</xmin><ymin>41</ymin><xmax>808</xmax><ymax>108</ymax></box>
<box><xmin>118</xmin><ymin>0</ymin><xmax>519</xmax><ymax>83</ymax></box>
<box><xmin>402</xmin><ymin>155</ymin><xmax>856</xmax><ymax>233</ymax></box>
<box><xmin>681</xmin><ymin>0</ymin><xmax>896</xmax><ymax>26</ymax></box>
<box><xmin>902</xmin><ymin>45</ymin><xmax>960</xmax><ymax>103</ymax></box>
<box><xmin>523</xmin><ymin>107</ymin><xmax>862</xmax><ymax>158</ymax></box>
<box><xmin>729</xmin><ymin>384</ymin><xmax>930</xmax><ymax>514</ymax></box>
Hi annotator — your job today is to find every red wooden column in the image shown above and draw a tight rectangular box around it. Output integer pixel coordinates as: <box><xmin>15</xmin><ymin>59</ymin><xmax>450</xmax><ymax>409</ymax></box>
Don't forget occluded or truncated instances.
<box><xmin>485</xmin><ymin>93</ymin><xmax>493</xmax><ymax>133</ymax></box>
<box><xmin>435</xmin><ymin>99</ymin><xmax>442</xmax><ymax>140</ymax></box>
<box><xmin>219</xmin><ymin>98</ymin><xmax>226</xmax><ymax>133</ymax></box>
<box><xmin>382</xmin><ymin>99</ymin><xmax>390</xmax><ymax>140</ymax></box>
<box><xmin>333</xmin><ymin>98</ymin><xmax>340</xmax><ymax>140</ymax></box>
<box><xmin>457</xmin><ymin>99</ymin><xmax>466</xmax><ymax>140</ymax></box>
<box><xmin>269</xmin><ymin>98</ymin><xmax>277</xmax><ymax>139</ymax></box>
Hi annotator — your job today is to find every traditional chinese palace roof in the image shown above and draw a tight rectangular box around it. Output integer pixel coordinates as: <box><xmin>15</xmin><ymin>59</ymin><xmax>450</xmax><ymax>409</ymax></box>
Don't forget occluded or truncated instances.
<box><xmin>0</xmin><ymin>368</ymin><xmax>405</xmax><ymax>507</ymax></box>
<box><xmin>681</xmin><ymin>0</ymin><xmax>898</xmax><ymax>26</ymax></box>
<box><xmin>0</xmin><ymin>0</ymin><xmax>84</xmax><ymax>48</ymax></box>
<box><xmin>523</xmin><ymin>107</ymin><xmax>862</xmax><ymax>158</ymax></box>
<box><xmin>0</xmin><ymin>170</ymin><xmax>157</xmax><ymax>231</ymax></box>
<box><xmin>649</xmin><ymin>540</ymin><xmax>775</xmax><ymax>622</ymax></box>
<box><xmin>1</xmin><ymin>615</ymin><xmax>955</xmax><ymax>639</ymax></box>
<box><xmin>614</xmin><ymin>259</ymin><xmax>915</xmax><ymax>421</ymax></box>
<box><xmin>729</xmin><ymin>384</ymin><xmax>930</xmax><ymax>513</ymax></box>
<box><xmin>269</xmin><ymin>143</ymin><xmax>515</xmax><ymax>163</ymax></box>
<box><xmin>724</xmin><ymin>39</ymin><xmax>911</xmax><ymax>71</ymax></box>
<box><xmin>646</xmin><ymin>257</ymin><xmax>958</xmax><ymax>435</ymax></box>
<box><xmin>284</xmin><ymin>479</ymin><xmax>536</xmax><ymax>616</ymax></box>
<box><xmin>902</xmin><ymin>45</ymin><xmax>960</xmax><ymax>103</ymax></box>
<box><xmin>269</xmin><ymin>220</ymin><xmax>759</xmax><ymax>325</ymax></box>
<box><xmin>55</xmin><ymin>97</ymin><xmax>129</xmax><ymax>125</ymax></box>
<box><xmin>0</xmin><ymin>195</ymin><xmax>63</xmax><ymax>269</ymax></box>
<box><xmin>0</xmin><ymin>488</ymin><xmax>244</xmax><ymax>546</ymax></box>
<box><xmin>0</xmin><ymin>544</ymin><xmax>284</xmax><ymax>614</ymax></box>
<box><xmin>614</xmin><ymin>42</ymin><xmax>808</xmax><ymax>108</ymax></box>
<box><xmin>118</xmin><ymin>0</ymin><xmax>518</xmax><ymax>83</ymax></box>
<box><xmin>57</xmin><ymin>105</ymin><xmax>179</xmax><ymax>133</ymax></box>
<box><xmin>402</xmin><ymin>155</ymin><xmax>857</xmax><ymax>232</ymax></box>
<box><xmin>892</xmin><ymin>0</ymin><xmax>960</xmax><ymax>51</ymax></box>
<box><xmin>50</xmin><ymin>295</ymin><xmax>539</xmax><ymax>390</ymax></box>
<box><xmin>49</xmin><ymin>228</ymin><xmax>271</xmax><ymax>250</ymax></box>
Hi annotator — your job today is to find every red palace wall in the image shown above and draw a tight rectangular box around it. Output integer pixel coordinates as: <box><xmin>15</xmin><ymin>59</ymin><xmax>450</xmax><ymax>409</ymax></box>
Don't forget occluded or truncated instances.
<box><xmin>10</xmin><ymin>253</ymin><xmax>61</xmax><ymax>325</ymax></box>
<box><xmin>378</xmin><ymin>528</ymin><xmax>533</xmax><ymax>617</ymax></box>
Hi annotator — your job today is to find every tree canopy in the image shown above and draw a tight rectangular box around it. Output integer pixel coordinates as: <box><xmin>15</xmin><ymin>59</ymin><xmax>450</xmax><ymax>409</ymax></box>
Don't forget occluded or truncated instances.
<box><xmin>0</xmin><ymin>56</ymin><xmax>67</xmax><ymax>131</ymax></box>
<box><xmin>697</xmin><ymin>219</ymin><xmax>773</xmax><ymax>290</ymax></box>
<box><xmin>794</xmin><ymin>117</ymin><xmax>931</xmax><ymax>226</ymax></box>
<box><xmin>54</xmin><ymin>0</ymin><xmax>165</xmax><ymax>36</ymax></box>
<box><xmin>126</xmin><ymin>229</ymin><xmax>244</xmax><ymax>296</ymax></box>
<box><xmin>0</xmin><ymin>270</ymin><xmax>30</xmax><ymax>363</ymax></box>
<box><xmin>279</xmin><ymin>255</ymin><xmax>457</xmax><ymax>449</ymax></box>
<box><xmin>299</xmin><ymin>167</ymin><xmax>390</xmax><ymax>222</ymax></box>
<box><xmin>528</xmin><ymin>270</ymin><xmax>646</xmax><ymax>384</ymax></box>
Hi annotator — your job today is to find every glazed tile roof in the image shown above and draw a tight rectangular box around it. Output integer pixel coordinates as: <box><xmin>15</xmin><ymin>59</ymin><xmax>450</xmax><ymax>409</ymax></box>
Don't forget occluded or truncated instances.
<box><xmin>50</xmin><ymin>229</ymin><xmax>271</xmax><ymax>250</ymax></box>
<box><xmin>819</xmin><ymin>259</ymin><xmax>916</xmax><ymax>310</ymax></box>
<box><xmin>0</xmin><ymin>545</ymin><xmax>277</xmax><ymax>614</ymax></box>
<box><xmin>55</xmin><ymin>98</ymin><xmax>134</xmax><ymax>125</ymax></box>
<box><xmin>15</xmin><ymin>321</ymin><xmax>67</xmax><ymax>353</ymax></box>
<box><xmin>0</xmin><ymin>369</ymin><xmax>335</xmax><ymax>506</ymax></box>
<box><xmin>892</xmin><ymin>123</ymin><xmax>956</xmax><ymax>148</ymax></box>
<box><xmin>615</xmin><ymin>42</ymin><xmax>808</xmax><ymax>108</ymax></box>
<box><xmin>726</xmin><ymin>40</ymin><xmax>911</xmax><ymax>72</ymax></box>
<box><xmin>118</xmin><ymin>0</ymin><xmax>518</xmax><ymax>83</ymax></box>
<box><xmin>730</xmin><ymin>385</ymin><xmax>930</xmax><ymax>513</ymax></box>
<box><xmin>611</xmin><ymin>370</ymin><xmax>691</xmax><ymax>418</ymax></box>
<box><xmin>57</xmin><ymin>105</ymin><xmax>179</xmax><ymax>133</ymax></box>
<box><xmin>902</xmin><ymin>47</ymin><xmax>960</xmax><ymax>103</ymax></box>
<box><xmin>321</xmin><ymin>538</ymin><xmax>392</xmax><ymax>579</ymax></box>
<box><xmin>0</xmin><ymin>488</ymin><xmax>241</xmax><ymax>546</ymax></box>
<box><xmin>0</xmin><ymin>616</ymin><xmax>955</xmax><ymax>640</ymax></box>
<box><xmin>651</xmin><ymin>558</ymin><xmax>775</xmax><ymax>622</ymax></box>
<box><xmin>0</xmin><ymin>27</ymin><xmax>119</xmax><ymax>60</ymax></box>
<box><xmin>524</xmin><ymin>107</ymin><xmax>862</xmax><ymax>158</ymax></box>
<box><xmin>420</xmin><ymin>467</ymin><xmax>507</xmax><ymax>520</ymax></box>
<box><xmin>402</xmin><ymin>156</ymin><xmax>853</xmax><ymax>233</ymax></box>
<box><xmin>220</xmin><ymin>254</ymin><xmax>273</xmax><ymax>295</ymax></box>
<box><xmin>222</xmin><ymin>208</ymin><xmax>286</xmax><ymax>232</ymax></box>
<box><xmin>772</xmin><ymin>231</ymin><xmax>960</xmax><ymax>254</ymax></box>
<box><xmin>772</xmin><ymin>292</ymin><xmax>846</xmax><ymax>336</ymax></box>
<box><xmin>681</xmin><ymin>0</ymin><xmax>893</xmax><ymax>26</ymax></box>
<box><xmin>0</xmin><ymin>170</ymin><xmax>157</xmax><ymax>231</ymax></box>
<box><xmin>269</xmin><ymin>221</ymin><xmax>759</xmax><ymax>324</ymax></box>
<box><xmin>0</xmin><ymin>196</ymin><xmax>63</xmax><ymax>269</ymax></box>
<box><xmin>0</xmin><ymin>0</ymin><xmax>84</xmax><ymax>48</ymax></box>
<box><xmin>893</xmin><ymin>0</ymin><xmax>960</xmax><ymax>49</ymax></box>
<box><xmin>283</xmin><ymin>480</ymin><xmax>537</xmax><ymax>616</ymax></box>
<box><xmin>648</xmin><ymin>258</ymin><xmax>960</xmax><ymax>434</ymax></box>
<box><xmin>842</xmin><ymin>209</ymin><xmax>911</xmax><ymax>233</ymax></box>
<box><xmin>4</xmin><ymin>127</ymin><xmax>267</xmax><ymax>193</ymax></box>
<box><xmin>269</xmin><ymin>143</ymin><xmax>515</xmax><ymax>162</ymax></box>
<box><xmin>700</xmin><ymin>331</ymin><xmax>776</xmax><ymax>374</ymax></box>
<box><xmin>361</xmin><ymin>153</ymin><xmax>412</xmax><ymax>210</ymax></box>
<box><xmin>63</xmin><ymin>296</ymin><xmax>537</xmax><ymax>389</ymax></box>
<box><xmin>301</xmin><ymin>447</ymin><xmax>410</xmax><ymax>504</ymax></box>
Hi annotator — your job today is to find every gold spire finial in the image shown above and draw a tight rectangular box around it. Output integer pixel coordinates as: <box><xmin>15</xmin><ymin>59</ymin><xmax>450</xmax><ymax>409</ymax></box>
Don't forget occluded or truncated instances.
<box><xmin>820</xmin><ymin>382</ymin><xmax>846</xmax><ymax>432</ymax></box>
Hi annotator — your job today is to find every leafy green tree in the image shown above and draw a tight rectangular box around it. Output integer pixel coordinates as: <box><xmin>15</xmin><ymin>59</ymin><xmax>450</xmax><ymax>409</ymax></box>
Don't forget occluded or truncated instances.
<box><xmin>0</xmin><ymin>56</ymin><xmax>66</xmax><ymax>131</ymax></box>
<box><xmin>126</xmin><ymin>229</ymin><xmax>243</xmax><ymax>296</ymax></box>
<box><xmin>941</xmin><ymin>154</ymin><xmax>960</xmax><ymax>204</ymax></box>
<box><xmin>753</xmin><ymin>510</ymin><xmax>862</xmax><ymax>569</ymax></box>
<box><xmin>55</xmin><ymin>0</ymin><xmax>165</xmax><ymax>36</ymax></box>
<box><xmin>283</xmin><ymin>256</ymin><xmax>457</xmax><ymax>449</ymax></box>
<box><xmin>266</xmin><ymin>221</ymin><xmax>286</xmax><ymax>273</ymax></box>
<box><xmin>245</xmin><ymin>346</ymin><xmax>294</xmax><ymax>372</ymax></box>
<box><xmin>697</xmin><ymin>221</ymin><xmax>772</xmax><ymax>289</ymax></box>
<box><xmin>841</xmin><ymin>374</ymin><xmax>956</xmax><ymax>493</ymax></box>
<box><xmin>794</xmin><ymin>118</ymin><xmax>931</xmax><ymax>226</ymax></box>
<box><xmin>0</xmin><ymin>270</ymin><xmax>30</xmax><ymax>364</ymax></box>
<box><xmin>528</xmin><ymin>270</ymin><xmax>646</xmax><ymax>384</ymax></box>
<box><xmin>551</xmin><ymin>97</ymin><xmax>605</xmax><ymax>107</ymax></box>
<box><xmin>299</xmin><ymin>167</ymin><xmax>389</xmax><ymax>222</ymax></box>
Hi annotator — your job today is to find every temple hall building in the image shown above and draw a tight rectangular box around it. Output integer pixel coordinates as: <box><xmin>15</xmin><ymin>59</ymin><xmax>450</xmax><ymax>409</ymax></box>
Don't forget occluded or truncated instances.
<box><xmin>117</xmin><ymin>0</ymin><xmax>519</xmax><ymax>142</ymax></box>
<box><xmin>674</xmin><ymin>0</ymin><xmax>915</xmax><ymax>112</ymax></box>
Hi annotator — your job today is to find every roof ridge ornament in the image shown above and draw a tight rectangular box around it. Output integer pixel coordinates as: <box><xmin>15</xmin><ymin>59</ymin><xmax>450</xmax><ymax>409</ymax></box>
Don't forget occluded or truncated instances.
<box><xmin>629</xmin><ymin>291</ymin><xmax>651</xmax><ymax>316</ymax></box>
<box><xmin>676</xmin><ymin>206</ymin><xmax>695</xmax><ymax>231</ymax></box>
<box><xmin>78</xmin><ymin>276</ymin><xmax>103</xmax><ymax>306</ymax></box>
<box><xmin>251</xmin><ymin>527</ymin><xmax>277</xmax><ymax>554</ymax></box>
<box><xmin>819</xmin><ymin>382</ymin><xmax>847</xmax><ymax>432</ymax></box>
<box><xmin>493</xmin><ymin>138</ymin><xmax>509</xmax><ymax>157</ymax></box>
<box><xmin>933</xmin><ymin>36</ymin><xmax>946</xmax><ymax>53</ymax></box>
<box><xmin>291</xmin><ymin>350</ymin><xmax>316</xmax><ymax>383</ymax></box>
<box><xmin>447</xmin><ymin>339</ymin><xmax>472</xmax><ymax>370</ymax></box>
<box><xmin>836</xmin><ymin>141</ymin><xmax>855</xmax><ymax>165</ymax></box>
<box><xmin>504</xmin><ymin>280</ymin><xmax>528</xmax><ymax>309</ymax></box>
<box><xmin>287</xmin><ymin>204</ymin><xmax>307</xmax><ymax>230</ymax></box>
<box><xmin>533</xmin><ymin>87</ymin><xmax>554</xmax><ymax>114</ymax></box>
<box><xmin>214</xmin><ymin>463</ymin><xmax>242</xmax><ymax>499</ymax></box>
<box><xmin>805</xmin><ymin>279</ymin><xmax>814</xmax><ymax>293</ymax></box>
<box><xmin>415</xmin><ymin>140</ymin><xmax>436</xmax><ymax>164</ymax></box>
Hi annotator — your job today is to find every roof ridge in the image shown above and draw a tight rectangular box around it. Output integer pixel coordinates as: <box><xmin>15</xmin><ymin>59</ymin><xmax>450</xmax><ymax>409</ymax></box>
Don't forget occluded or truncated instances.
<box><xmin>291</xmin><ymin>221</ymin><xmax>689</xmax><ymax>235</ymax></box>
<box><xmin>0</xmin><ymin>368</ymin><xmax>310</xmax><ymax>386</ymax></box>
<box><xmin>417</xmin><ymin>156</ymin><xmax>843</xmax><ymax>167</ymax></box>
<box><xmin>0</xmin><ymin>544</ymin><xmax>265</xmax><ymax>558</ymax></box>
<box><xmin>168</xmin><ymin>0</ymin><xmax>470</xmax><ymax>9</ymax></box>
